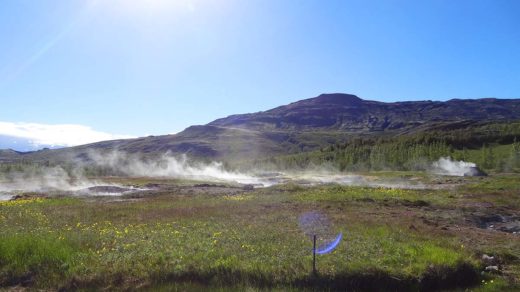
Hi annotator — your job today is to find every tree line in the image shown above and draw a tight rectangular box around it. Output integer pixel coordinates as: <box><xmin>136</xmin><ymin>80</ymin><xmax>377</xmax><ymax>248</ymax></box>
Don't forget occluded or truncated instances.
<box><xmin>246</xmin><ymin>121</ymin><xmax>520</xmax><ymax>172</ymax></box>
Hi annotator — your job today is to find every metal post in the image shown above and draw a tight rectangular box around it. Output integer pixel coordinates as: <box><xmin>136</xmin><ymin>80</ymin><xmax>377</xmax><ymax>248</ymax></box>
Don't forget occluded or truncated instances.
<box><xmin>312</xmin><ymin>234</ymin><xmax>317</xmax><ymax>275</ymax></box>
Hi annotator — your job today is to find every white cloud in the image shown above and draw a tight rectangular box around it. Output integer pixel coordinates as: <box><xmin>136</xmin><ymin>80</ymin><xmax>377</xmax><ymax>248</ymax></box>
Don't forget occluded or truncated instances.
<box><xmin>0</xmin><ymin>121</ymin><xmax>135</xmax><ymax>148</ymax></box>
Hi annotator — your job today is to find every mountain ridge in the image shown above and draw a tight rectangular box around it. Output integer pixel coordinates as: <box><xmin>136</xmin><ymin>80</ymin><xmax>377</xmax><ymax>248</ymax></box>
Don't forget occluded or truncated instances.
<box><xmin>209</xmin><ymin>93</ymin><xmax>520</xmax><ymax>131</ymax></box>
<box><xmin>1</xmin><ymin>93</ymin><xmax>520</xmax><ymax>162</ymax></box>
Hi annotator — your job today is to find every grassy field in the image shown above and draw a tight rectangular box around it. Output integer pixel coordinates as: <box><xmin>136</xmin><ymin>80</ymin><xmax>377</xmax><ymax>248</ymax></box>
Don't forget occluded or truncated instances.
<box><xmin>0</xmin><ymin>173</ymin><xmax>519</xmax><ymax>291</ymax></box>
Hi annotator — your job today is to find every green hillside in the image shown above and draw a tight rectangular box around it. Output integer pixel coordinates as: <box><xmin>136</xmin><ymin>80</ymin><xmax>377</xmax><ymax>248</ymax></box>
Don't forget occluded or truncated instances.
<box><xmin>239</xmin><ymin>121</ymin><xmax>520</xmax><ymax>172</ymax></box>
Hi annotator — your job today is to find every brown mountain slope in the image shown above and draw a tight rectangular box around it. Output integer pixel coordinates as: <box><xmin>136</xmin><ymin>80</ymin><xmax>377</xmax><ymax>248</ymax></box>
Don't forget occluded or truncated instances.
<box><xmin>2</xmin><ymin>93</ymin><xmax>520</xmax><ymax>162</ymax></box>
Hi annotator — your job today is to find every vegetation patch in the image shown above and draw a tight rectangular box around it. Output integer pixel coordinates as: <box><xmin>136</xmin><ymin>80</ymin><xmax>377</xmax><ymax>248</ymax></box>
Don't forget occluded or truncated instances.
<box><xmin>1</xmin><ymin>174</ymin><xmax>519</xmax><ymax>290</ymax></box>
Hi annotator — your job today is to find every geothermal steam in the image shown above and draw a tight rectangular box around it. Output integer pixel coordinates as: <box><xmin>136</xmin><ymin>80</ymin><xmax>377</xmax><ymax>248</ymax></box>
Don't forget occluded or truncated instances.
<box><xmin>87</xmin><ymin>151</ymin><xmax>428</xmax><ymax>188</ymax></box>
<box><xmin>0</xmin><ymin>166</ymin><xmax>95</xmax><ymax>193</ymax></box>
<box><xmin>87</xmin><ymin>151</ymin><xmax>269</xmax><ymax>185</ymax></box>
<box><xmin>0</xmin><ymin>193</ymin><xmax>14</xmax><ymax>201</ymax></box>
<box><xmin>0</xmin><ymin>151</ymin><xmax>271</xmax><ymax>200</ymax></box>
<box><xmin>431</xmin><ymin>157</ymin><xmax>478</xmax><ymax>176</ymax></box>
<box><xmin>0</xmin><ymin>150</ymin><xmax>451</xmax><ymax>201</ymax></box>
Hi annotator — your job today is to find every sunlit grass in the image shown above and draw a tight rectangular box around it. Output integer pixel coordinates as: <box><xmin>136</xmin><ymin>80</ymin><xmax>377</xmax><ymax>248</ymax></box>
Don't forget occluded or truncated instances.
<box><xmin>2</xmin><ymin>174</ymin><xmax>519</xmax><ymax>289</ymax></box>
<box><xmin>0</xmin><ymin>233</ymin><xmax>74</xmax><ymax>286</ymax></box>
<box><xmin>291</xmin><ymin>184</ymin><xmax>455</xmax><ymax>207</ymax></box>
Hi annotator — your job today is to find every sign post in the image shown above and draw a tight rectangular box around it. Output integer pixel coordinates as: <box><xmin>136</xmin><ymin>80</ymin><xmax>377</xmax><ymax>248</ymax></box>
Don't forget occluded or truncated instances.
<box><xmin>313</xmin><ymin>234</ymin><xmax>317</xmax><ymax>275</ymax></box>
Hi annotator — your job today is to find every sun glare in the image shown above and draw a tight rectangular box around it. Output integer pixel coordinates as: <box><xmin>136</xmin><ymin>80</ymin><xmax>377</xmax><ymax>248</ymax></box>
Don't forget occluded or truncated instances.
<box><xmin>114</xmin><ymin>0</ymin><xmax>196</xmax><ymax>16</ymax></box>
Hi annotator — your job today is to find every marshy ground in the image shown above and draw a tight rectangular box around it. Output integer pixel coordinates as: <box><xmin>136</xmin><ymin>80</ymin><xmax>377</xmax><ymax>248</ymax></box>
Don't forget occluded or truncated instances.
<box><xmin>0</xmin><ymin>172</ymin><xmax>519</xmax><ymax>291</ymax></box>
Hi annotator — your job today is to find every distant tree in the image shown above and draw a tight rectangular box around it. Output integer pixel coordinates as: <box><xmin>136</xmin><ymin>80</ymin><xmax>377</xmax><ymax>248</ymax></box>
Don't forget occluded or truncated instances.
<box><xmin>481</xmin><ymin>144</ymin><xmax>495</xmax><ymax>169</ymax></box>
<box><xmin>512</xmin><ymin>137</ymin><xmax>520</xmax><ymax>169</ymax></box>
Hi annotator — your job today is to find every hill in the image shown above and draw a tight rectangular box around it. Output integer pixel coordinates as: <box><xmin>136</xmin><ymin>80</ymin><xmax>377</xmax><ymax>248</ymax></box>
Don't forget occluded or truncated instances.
<box><xmin>1</xmin><ymin>93</ymin><xmax>520</xmax><ymax>163</ymax></box>
<box><xmin>210</xmin><ymin>94</ymin><xmax>520</xmax><ymax>131</ymax></box>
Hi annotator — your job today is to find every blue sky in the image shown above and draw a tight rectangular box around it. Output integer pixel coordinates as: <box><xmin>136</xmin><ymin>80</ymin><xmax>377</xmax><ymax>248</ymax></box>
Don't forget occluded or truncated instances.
<box><xmin>0</xmin><ymin>0</ymin><xmax>519</xmax><ymax>149</ymax></box>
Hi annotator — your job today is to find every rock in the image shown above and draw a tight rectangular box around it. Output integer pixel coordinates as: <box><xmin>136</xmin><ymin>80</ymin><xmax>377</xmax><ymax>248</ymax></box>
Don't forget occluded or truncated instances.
<box><xmin>474</xmin><ymin>214</ymin><xmax>505</xmax><ymax>228</ymax></box>
<box><xmin>482</xmin><ymin>254</ymin><xmax>496</xmax><ymax>265</ymax></box>
<box><xmin>463</xmin><ymin>166</ymin><xmax>487</xmax><ymax>177</ymax></box>
<box><xmin>485</xmin><ymin>265</ymin><xmax>499</xmax><ymax>273</ymax></box>
<box><xmin>482</xmin><ymin>214</ymin><xmax>505</xmax><ymax>223</ymax></box>
<box><xmin>242</xmin><ymin>184</ymin><xmax>255</xmax><ymax>191</ymax></box>
<box><xmin>498</xmin><ymin>222</ymin><xmax>520</xmax><ymax>233</ymax></box>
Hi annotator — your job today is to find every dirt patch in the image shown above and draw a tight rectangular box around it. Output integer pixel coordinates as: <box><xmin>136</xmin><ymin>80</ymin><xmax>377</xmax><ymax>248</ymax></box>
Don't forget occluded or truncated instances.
<box><xmin>83</xmin><ymin>186</ymin><xmax>135</xmax><ymax>193</ymax></box>
<box><xmin>9</xmin><ymin>193</ymin><xmax>48</xmax><ymax>201</ymax></box>
<box><xmin>193</xmin><ymin>183</ymin><xmax>228</xmax><ymax>188</ymax></box>
<box><xmin>462</xmin><ymin>201</ymin><xmax>495</xmax><ymax>208</ymax></box>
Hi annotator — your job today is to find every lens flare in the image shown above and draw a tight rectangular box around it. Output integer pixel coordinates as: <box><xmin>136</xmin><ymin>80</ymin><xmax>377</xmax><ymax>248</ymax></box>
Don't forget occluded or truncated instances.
<box><xmin>316</xmin><ymin>232</ymin><xmax>342</xmax><ymax>254</ymax></box>
<box><xmin>299</xmin><ymin>211</ymin><xmax>342</xmax><ymax>254</ymax></box>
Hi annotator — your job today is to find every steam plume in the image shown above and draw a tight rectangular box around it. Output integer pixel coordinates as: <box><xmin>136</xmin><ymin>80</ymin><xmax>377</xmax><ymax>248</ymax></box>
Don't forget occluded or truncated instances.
<box><xmin>431</xmin><ymin>157</ymin><xmax>478</xmax><ymax>176</ymax></box>
<box><xmin>86</xmin><ymin>151</ymin><xmax>268</xmax><ymax>185</ymax></box>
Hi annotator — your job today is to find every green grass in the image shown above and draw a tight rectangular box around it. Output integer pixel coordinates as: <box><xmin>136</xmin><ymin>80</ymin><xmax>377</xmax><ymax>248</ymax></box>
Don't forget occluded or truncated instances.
<box><xmin>1</xmin><ymin>174</ymin><xmax>519</xmax><ymax>290</ymax></box>
<box><xmin>0</xmin><ymin>233</ymin><xmax>75</xmax><ymax>286</ymax></box>
<box><xmin>458</xmin><ymin>175</ymin><xmax>520</xmax><ymax>208</ymax></box>
<box><xmin>290</xmin><ymin>184</ymin><xmax>458</xmax><ymax>208</ymax></box>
